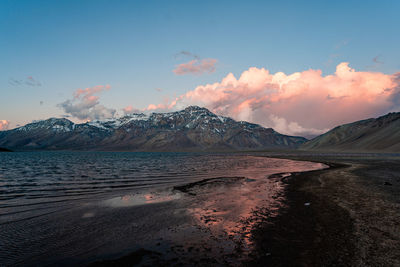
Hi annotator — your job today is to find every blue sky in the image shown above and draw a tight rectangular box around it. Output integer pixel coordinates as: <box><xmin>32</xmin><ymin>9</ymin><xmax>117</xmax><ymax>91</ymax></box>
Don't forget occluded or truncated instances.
<box><xmin>1</xmin><ymin>0</ymin><xmax>399</xmax><ymax>130</ymax></box>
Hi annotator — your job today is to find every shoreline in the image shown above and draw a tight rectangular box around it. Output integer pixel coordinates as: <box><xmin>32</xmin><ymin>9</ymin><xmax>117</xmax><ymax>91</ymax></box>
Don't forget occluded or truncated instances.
<box><xmin>88</xmin><ymin>156</ymin><xmax>331</xmax><ymax>266</ymax></box>
<box><xmin>84</xmin><ymin>153</ymin><xmax>400</xmax><ymax>266</ymax></box>
<box><xmin>4</xmin><ymin>152</ymin><xmax>398</xmax><ymax>266</ymax></box>
<box><xmin>245</xmin><ymin>160</ymin><xmax>356</xmax><ymax>266</ymax></box>
<box><xmin>89</xmin><ymin>155</ymin><xmax>327</xmax><ymax>266</ymax></box>
<box><xmin>247</xmin><ymin>153</ymin><xmax>400</xmax><ymax>266</ymax></box>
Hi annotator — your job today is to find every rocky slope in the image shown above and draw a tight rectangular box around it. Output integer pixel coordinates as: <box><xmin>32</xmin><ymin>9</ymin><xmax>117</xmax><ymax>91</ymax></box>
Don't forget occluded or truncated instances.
<box><xmin>0</xmin><ymin>106</ymin><xmax>307</xmax><ymax>151</ymax></box>
<box><xmin>300</xmin><ymin>112</ymin><xmax>400</xmax><ymax>152</ymax></box>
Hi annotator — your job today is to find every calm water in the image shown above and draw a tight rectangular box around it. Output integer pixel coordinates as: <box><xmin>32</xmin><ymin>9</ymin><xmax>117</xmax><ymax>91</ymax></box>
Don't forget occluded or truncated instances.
<box><xmin>0</xmin><ymin>152</ymin><xmax>326</xmax><ymax>266</ymax></box>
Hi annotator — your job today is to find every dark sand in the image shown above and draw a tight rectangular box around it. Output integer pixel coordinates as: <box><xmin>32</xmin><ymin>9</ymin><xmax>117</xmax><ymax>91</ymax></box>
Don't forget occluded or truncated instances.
<box><xmin>246</xmin><ymin>152</ymin><xmax>400</xmax><ymax>266</ymax></box>
<box><xmin>90</xmin><ymin>153</ymin><xmax>400</xmax><ymax>266</ymax></box>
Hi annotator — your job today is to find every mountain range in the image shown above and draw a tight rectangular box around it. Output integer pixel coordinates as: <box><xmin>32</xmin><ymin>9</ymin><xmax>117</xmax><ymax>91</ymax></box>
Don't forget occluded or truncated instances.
<box><xmin>1</xmin><ymin>107</ymin><xmax>399</xmax><ymax>152</ymax></box>
<box><xmin>0</xmin><ymin>106</ymin><xmax>307</xmax><ymax>151</ymax></box>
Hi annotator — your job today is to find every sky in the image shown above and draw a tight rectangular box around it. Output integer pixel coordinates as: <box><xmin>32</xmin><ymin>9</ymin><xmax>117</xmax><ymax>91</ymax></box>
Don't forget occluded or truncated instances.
<box><xmin>1</xmin><ymin>0</ymin><xmax>400</xmax><ymax>137</ymax></box>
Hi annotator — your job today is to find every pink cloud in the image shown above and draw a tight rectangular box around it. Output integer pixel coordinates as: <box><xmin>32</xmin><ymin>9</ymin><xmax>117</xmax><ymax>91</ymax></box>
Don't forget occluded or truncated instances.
<box><xmin>151</xmin><ymin>62</ymin><xmax>400</xmax><ymax>137</ymax></box>
<box><xmin>173</xmin><ymin>58</ymin><xmax>217</xmax><ymax>75</ymax></box>
<box><xmin>146</xmin><ymin>103</ymin><xmax>174</xmax><ymax>111</ymax></box>
<box><xmin>0</xmin><ymin>120</ymin><xmax>10</xmax><ymax>131</ymax></box>
<box><xmin>74</xmin><ymin>84</ymin><xmax>111</xmax><ymax>99</ymax></box>
<box><xmin>123</xmin><ymin>105</ymin><xmax>133</xmax><ymax>113</ymax></box>
<box><xmin>58</xmin><ymin>84</ymin><xmax>115</xmax><ymax>120</ymax></box>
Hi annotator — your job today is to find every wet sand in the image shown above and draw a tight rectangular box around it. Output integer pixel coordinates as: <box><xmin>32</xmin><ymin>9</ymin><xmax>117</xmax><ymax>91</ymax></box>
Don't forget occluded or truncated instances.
<box><xmin>89</xmin><ymin>159</ymin><xmax>327</xmax><ymax>266</ymax></box>
<box><xmin>91</xmin><ymin>153</ymin><xmax>400</xmax><ymax>266</ymax></box>
<box><xmin>246</xmin><ymin>153</ymin><xmax>400</xmax><ymax>266</ymax></box>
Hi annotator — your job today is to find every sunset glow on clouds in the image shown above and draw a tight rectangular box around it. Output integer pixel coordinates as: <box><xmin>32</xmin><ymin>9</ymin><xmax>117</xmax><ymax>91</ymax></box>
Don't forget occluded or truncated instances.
<box><xmin>148</xmin><ymin>62</ymin><xmax>400</xmax><ymax>137</ymax></box>
<box><xmin>173</xmin><ymin>58</ymin><xmax>217</xmax><ymax>75</ymax></box>
<box><xmin>0</xmin><ymin>120</ymin><xmax>10</xmax><ymax>131</ymax></box>
<box><xmin>123</xmin><ymin>105</ymin><xmax>134</xmax><ymax>114</ymax></box>
<box><xmin>61</xmin><ymin>63</ymin><xmax>400</xmax><ymax>138</ymax></box>
<box><xmin>58</xmin><ymin>85</ymin><xmax>116</xmax><ymax>121</ymax></box>
<box><xmin>2</xmin><ymin>1</ymin><xmax>400</xmax><ymax>134</ymax></box>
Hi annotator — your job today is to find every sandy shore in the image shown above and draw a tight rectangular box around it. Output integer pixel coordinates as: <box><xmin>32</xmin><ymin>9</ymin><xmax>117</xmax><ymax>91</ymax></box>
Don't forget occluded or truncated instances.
<box><xmin>246</xmin><ymin>153</ymin><xmax>400</xmax><ymax>266</ymax></box>
<box><xmin>89</xmin><ymin>153</ymin><xmax>400</xmax><ymax>266</ymax></box>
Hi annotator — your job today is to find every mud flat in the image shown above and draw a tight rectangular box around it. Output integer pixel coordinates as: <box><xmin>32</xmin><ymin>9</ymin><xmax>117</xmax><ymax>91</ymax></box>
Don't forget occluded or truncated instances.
<box><xmin>86</xmin><ymin>157</ymin><xmax>327</xmax><ymax>266</ymax></box>
<box><xmin>247</xmin><ymin>152</ymin><xmax>400</xmax><ymax>266</ymax></box>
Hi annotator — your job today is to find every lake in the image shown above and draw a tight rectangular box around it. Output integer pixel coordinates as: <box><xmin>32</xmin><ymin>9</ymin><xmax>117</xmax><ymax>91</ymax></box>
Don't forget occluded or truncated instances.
<box><xmin>0</xmin><ymin>152</ymin><xmax>326</xmax><ymax>266</ymax></box>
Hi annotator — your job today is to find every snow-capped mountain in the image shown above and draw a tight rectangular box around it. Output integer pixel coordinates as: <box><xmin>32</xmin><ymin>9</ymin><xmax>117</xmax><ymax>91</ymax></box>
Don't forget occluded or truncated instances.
<box><xmin>0</xmin><ymin>106</ymin><xmax>307</xmax><ymax>151</ymax></box>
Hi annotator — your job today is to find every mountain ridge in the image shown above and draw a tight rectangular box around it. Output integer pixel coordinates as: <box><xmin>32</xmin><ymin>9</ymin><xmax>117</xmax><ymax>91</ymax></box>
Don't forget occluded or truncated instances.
<box><xmin>300</xmin><ymin>112</ymin><xmax>400</xmax><ymax>152</ymax></box>
<box><xmin>0</xmin><ymin>106</ymin><xmax>307</xmax><ymax>151</ymax></box>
